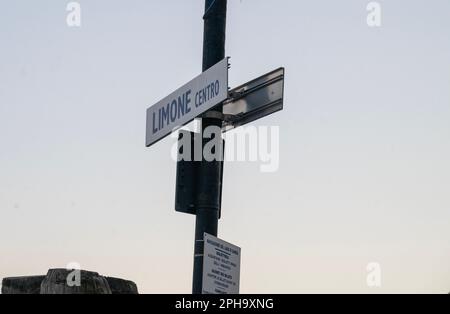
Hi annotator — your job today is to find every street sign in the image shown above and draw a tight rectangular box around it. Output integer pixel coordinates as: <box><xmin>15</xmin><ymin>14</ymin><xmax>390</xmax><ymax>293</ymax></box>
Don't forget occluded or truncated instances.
<box><xmin>223</xmin><ymin>67</ymin><xmax>285</xmax><ymax>131</ymax></box>
<box><xmin>146</xmin><ymin>58</ymin><xmax>229</xmax><ymax>147</ymax></box>
<box><xmin>202</xmin><ymin>233</ymin><xmax>241</xmax><ymax>295</ymax></box>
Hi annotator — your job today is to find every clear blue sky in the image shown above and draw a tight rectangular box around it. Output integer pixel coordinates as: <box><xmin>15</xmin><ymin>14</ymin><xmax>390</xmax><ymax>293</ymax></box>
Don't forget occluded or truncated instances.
<box><xmin>1</xmin><ymin>0</ymin><xmax>449</xmax><ymax>293</ymax></box>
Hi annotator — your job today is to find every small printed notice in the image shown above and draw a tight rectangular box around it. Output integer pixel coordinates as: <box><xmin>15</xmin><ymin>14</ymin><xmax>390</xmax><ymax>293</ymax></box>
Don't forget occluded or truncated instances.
<box><xmin>202</xmin><ymin>233</ymin><xmax>241</xmax><ymax>294</ymax></box>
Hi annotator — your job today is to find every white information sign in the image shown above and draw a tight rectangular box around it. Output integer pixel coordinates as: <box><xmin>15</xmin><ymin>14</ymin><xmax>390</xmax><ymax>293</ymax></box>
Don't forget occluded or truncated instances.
<box><xmin>202</xmin><ymin>233</ymin><xmax>241</xmax><ymax>294</ymax></box>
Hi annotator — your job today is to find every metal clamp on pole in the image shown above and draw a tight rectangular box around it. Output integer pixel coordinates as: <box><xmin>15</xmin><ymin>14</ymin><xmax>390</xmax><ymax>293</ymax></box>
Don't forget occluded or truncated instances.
<box><xmin>201</xmin><ymin>110</ymin><xmax>225</xmax><ymax>120</ymax></box>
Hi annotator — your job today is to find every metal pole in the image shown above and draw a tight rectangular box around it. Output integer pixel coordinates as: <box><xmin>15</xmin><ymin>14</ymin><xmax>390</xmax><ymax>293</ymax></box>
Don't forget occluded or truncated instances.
<box><xmin>192</xmin><ymin>0</ymin><xmax>227</xmax><ymax>294</ymax></box>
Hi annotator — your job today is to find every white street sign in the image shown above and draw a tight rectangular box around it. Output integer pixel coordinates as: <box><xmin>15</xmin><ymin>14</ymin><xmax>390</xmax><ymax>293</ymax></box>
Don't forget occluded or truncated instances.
<box><xmin>146</xmin><ymin>58</ymin><xmax>229</xmax><ymax>147</ymax></box>
<box><xmin>202</xmin><ymin>233</ymin><xmax>241</xmax><ymax>295</ymax></box>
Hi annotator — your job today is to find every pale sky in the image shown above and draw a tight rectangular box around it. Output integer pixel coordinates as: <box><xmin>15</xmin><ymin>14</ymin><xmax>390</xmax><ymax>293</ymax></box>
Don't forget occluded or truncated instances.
<box><xmin>1</xmin><ymin>0</ymin><xmax>449</xmax><ymax>293</ymax></box>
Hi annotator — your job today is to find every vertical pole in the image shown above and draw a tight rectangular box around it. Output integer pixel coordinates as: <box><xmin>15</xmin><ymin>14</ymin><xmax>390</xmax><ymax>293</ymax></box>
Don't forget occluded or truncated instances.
<box><xmin>192</xmin><ymin>0</ymin><xmax>227</xmax><ymax>294</ymax></box>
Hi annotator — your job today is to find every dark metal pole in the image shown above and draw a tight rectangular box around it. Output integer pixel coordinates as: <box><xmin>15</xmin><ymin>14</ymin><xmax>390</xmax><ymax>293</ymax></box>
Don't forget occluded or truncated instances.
<box><xmin>192</xmin><ymin>0</ymin><xmax>227</xmax><ymax>294</ymax></box>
